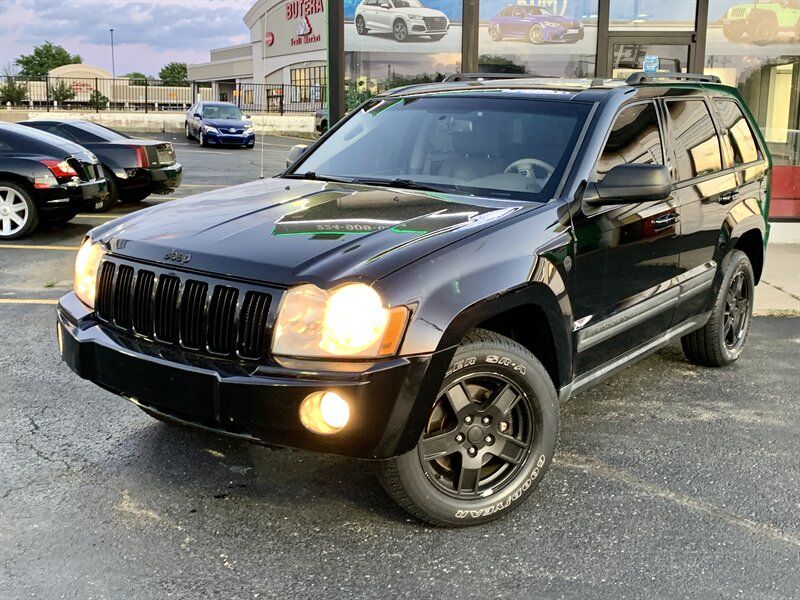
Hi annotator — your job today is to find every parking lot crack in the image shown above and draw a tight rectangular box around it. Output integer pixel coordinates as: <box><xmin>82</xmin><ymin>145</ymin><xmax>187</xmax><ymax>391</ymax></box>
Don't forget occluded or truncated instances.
<box><xmin>559</xmin><ymin>452</ymin><xmax>800</xmax><ymax>549</ymax></box>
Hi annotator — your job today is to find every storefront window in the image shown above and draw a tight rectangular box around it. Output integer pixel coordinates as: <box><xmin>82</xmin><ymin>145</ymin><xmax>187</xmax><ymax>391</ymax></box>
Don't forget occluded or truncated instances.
<box><xmin>344</xmin><ymin>0</ymin><xmax>461</xmax><ymax>107</ymax></box>
<box><xmin>705</xmin><ymin>0</ymin><xmax>800</xmax><ymax>221</ymax></box>
<box><xmin>478</xmin><ymin>0</ymin><xmax>598</xmax><ymax>77</ymax></box>
<box><xmin>609</xmin><ymin>0</ymin><xmax>697</xmax><ymax>30</ymax></box>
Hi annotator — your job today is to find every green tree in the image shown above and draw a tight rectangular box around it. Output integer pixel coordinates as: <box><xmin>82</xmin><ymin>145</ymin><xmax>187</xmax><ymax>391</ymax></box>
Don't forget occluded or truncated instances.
<box><xmin>478</xmin><ymin>55</ymin><xmax>527</xmax><ymax>74</ymax></box>
<box><xmin>90</xmin><ymin>89</ymin><xmax>108</xmax><ymax>110</ymax></box>
<box><xmin>48</xmin><ymin>80</ymin><xmax>76</xmax><ymax>104</ymax></box>
<box><xmin>158</xmin><ymin>62</ymin><xmax>188</xmax><ymax>85</ymax></box>
<box><xmin>125</xmin><ymin>72</ymin><xmax>148</xmax><ymax>85</ymax></box>
<box><xmin>0</xmin><ymin>76</ymin><xmax>28</xmax><ymax>105</ymax></box>
<box><xmin>15</xmin><ymin>42</ymin><xmax>82</xmax><ymax>78</ymax></box>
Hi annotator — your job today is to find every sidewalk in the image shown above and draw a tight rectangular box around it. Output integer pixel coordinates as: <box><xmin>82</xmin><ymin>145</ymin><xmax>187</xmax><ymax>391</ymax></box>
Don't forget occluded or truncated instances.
<box><xmin>755</xmin><ymin>243</ymin><xmax>800</xmax><ymax>315</ymax></box>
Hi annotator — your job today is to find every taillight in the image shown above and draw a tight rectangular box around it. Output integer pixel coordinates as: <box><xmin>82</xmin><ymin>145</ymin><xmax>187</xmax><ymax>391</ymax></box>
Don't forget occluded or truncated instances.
<box><xmin>40</xmin><ymin>159</ymin><xmax>78</xmax><ymax>179</ymax></box>
<box><xmin>132</xmin><ymin>146</ymin><xmax>149</xmax><ymax>168</ymax></box>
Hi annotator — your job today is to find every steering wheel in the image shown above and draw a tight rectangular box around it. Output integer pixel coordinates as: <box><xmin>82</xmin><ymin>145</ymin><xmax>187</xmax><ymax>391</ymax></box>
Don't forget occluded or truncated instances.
<box><xmin>504</xmin><ymin>158</ymin><xmax>556</xmax><ymax>188</ymax></box>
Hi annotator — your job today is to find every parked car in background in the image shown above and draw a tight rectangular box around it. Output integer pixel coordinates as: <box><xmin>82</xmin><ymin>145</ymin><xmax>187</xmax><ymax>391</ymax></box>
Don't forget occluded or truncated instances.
<box><xmin>0</xmin><ymin>123</ymin><xmax>107</xmax><ymax>240</ymax></box>
<box><xmin>185</xmin><ymin>102</ymin><xmax>256</xmax><ymax>148</ymax></box>
<box><xmin>355</xmin><ymin>0</ymin><xmax>450</xmax><ymax>42</ymax></box>
<box><xmin>488</xmin><ymin>4</ymin><xmax>584</xmax><ymax>44</ymax></box>
<box><xmin>21</xmin><ymin>120</ymin><xmax>182</xmax><ymax>211</ymax></box>
<box><xmin>721</xmin><ymin>0</ymin><xmax>800</xmax><ymax>43</ymax></box>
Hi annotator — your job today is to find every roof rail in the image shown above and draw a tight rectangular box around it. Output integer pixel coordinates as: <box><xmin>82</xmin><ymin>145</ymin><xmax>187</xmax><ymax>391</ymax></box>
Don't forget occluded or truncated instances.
<box><xmin>626</xmin><ymin>72</ymin><xmax>722</xmax><ymax>84</ymax></box>
<box><xmin>442</xmin><ymin>73</ymin><xmax>531</xmax><ymax>82</ymax></box>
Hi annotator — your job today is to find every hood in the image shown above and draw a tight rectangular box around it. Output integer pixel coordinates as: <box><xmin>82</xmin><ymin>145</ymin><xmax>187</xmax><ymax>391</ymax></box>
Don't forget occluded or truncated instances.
<box><xmin>204</xmin><ymin>118</ymin><xmax>250</xmax><ymax>129</ymax></box>
<box><xmin>406</xmin><ymin>7</ymin><xmax>448</xmax><ymax>18</ymax></box>
<box><xmin>91</xmin><ymin>178</ymin><xmax>530</xmax><ymax>287</ymax></box>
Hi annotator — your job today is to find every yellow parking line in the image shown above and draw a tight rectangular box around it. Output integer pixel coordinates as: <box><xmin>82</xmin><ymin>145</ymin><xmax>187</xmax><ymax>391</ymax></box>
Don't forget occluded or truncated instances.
<box><xmin>0</xmin><ymin>298</ymin><xmax>59</xmax><ymax>305</ymax></box>
<box><xmin>0</xmin><ymin>244</ymin><xmax>79</xmax><ymax>251</ymax></box>
<box><xmin>75</xmin><ymin>214</ymin><xmax>118</xmax><ymax>219</ymax></box>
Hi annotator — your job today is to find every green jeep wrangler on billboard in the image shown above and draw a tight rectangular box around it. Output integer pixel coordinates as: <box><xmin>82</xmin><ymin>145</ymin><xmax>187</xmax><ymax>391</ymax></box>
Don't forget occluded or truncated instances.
<box><xmin>721</xmin><ymin>0</ymin><xmax>800</xmax><ymax>43</ymax></box>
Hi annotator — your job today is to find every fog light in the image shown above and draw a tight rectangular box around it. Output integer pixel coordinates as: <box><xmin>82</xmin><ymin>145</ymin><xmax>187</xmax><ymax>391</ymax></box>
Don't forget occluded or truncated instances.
<box><xmin>299</xmin><ymin>391</ymin><xmax>350</xmax><ymax>435</ymax></box>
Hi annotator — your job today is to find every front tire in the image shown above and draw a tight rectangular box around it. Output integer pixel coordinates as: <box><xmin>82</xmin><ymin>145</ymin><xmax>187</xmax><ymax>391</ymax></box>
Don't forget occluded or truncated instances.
<box><xmin>489</xmin><ymin>24</ymin><xmax>503</xmax><ymax>41</ymax></box>
<box><xmin>185</xmin><ymin>122</ymin><xmax>192</xmax><ymax>140</ymax></box>
<box><xmin>355</xmin><ymin>15</ymin><xmax>368</xmax><ymax>35</ymax></box>
<box><xmin>199</xmin><ymin>130</ymin><xmax>208</xmax><ymax>147</ymax></box>
<box><xmin>529</xmin><ymin>25</ymin><xmax>545</xmax><ymax>44</ymax></box>
<box><xmin>0</xmin><ymin>181</ymin><xmax>39</xmax><ymax>240</ymax></box>
<box><xmin>393</xmin><ymin>19</ymin><xmax>409</xmax><ymax>42</ymax></box>
<box><xmin>375</xmin><ymin>329</ymin><xmax>559</xmax><ymax>526</ymax></box>
<box><xmin>681</xmin><ymin>250</ymin><xmax>755</xmax><ymax>367</ymax></box>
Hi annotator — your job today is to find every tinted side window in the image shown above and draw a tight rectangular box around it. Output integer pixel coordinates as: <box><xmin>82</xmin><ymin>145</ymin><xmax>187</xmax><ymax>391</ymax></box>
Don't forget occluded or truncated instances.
<box><xmin>666</xmin><ymin>99</ymin><xmax>722</xmax><ymax>181</ymax></box>
<box><xmin>596</xmin><ymin>102</ymin><xmax>664</xmax><ymax>181</ymax></box>
<box><xmin>714</xmin><ymin>99</ymin><xmax>760</xmax><ymax>166</ymax></box>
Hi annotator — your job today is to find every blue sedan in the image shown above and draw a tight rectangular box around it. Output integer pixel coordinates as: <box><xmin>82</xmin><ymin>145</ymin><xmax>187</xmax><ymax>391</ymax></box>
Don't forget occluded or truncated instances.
<box><xmin>185</xmin><ymin>102</ymin><xmax>256</xmax><ymax>149</ymax></box>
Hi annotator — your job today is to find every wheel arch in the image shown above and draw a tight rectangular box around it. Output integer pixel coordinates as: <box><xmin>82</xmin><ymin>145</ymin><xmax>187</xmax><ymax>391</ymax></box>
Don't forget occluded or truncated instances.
<box><xmin>722</xmin><ymin>197</ymin><xmax>766</xmax><ymax>284</ymax></box>
<box><xmin>0</xmin><ymin>171</ymin><xmax>36</xmax><ymax>195</ymax></box>
<box><xmin>436</xmin><ymin>280</ymin><xmax>573</xmax><ymax>392</ymax></box>
<box><xmin>733</xmin><ymin>227</ymin><xmax>764</xmax><ymax>284</ymax></box>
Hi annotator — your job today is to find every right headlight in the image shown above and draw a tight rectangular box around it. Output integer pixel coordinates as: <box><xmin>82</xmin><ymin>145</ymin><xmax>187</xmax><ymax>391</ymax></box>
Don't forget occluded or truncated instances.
<box><xmin>74</xmin><ymin>239</ymin><xmax>105</xmax><ymax>308</ymax></box>
<box><xmin>272</xmin><ymin>283</ymin><xmax>409</xmax><ymax>359</ymax></box>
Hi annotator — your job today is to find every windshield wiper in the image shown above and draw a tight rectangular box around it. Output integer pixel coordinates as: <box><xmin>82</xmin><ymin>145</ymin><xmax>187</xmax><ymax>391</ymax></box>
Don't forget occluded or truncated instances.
<box><xmin>284</xmin><ymin>172</ymin><xmax>354</xmax><ymax>183</ymax></box>
<box><xmin>349</xmin><ymin>177</ymin><xmax>457</xmax><ymax>194</ymax></box>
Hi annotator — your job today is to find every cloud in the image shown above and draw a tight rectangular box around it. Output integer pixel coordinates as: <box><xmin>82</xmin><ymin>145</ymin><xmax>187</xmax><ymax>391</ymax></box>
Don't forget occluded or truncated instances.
<box><xmin>0</xmin><ymin>0</ymin><xmax>253</xmax><ymax>75</ymax></box>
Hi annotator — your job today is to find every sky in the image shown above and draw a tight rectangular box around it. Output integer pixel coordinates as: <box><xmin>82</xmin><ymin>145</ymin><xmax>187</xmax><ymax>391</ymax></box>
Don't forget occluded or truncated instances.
<box><xmin>0</xmin><ymin>0</ymin><xmax>253</xmax><ymax>76</ymax></box>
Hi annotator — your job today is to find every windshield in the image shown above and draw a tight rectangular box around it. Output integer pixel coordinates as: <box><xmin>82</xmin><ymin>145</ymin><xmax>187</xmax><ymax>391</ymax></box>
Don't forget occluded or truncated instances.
<box><xmin>291</xmin><ymin>96</ymin><xmax>590</xmax><ymax>201</ymax></box>
<box><xmin>202</xmin><ymin>104</ymin><xmax>244</xmax><ymax>120</ymax></box>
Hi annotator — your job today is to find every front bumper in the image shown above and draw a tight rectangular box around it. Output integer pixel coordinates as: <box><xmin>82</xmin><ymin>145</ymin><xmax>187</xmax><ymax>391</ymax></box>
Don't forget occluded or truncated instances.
<box><xmin>546</xmin><ymin>26</ymin><xmax>584</xmax><ymax>42</ymax></box>
<box><xmin>204</xmin><ymin>130</ymin><xmax>256</xmax><ymax>146</ymax></box>
<box><xmin>36</xmin><ymin>179</ymin><xmax>108</xmax><ymax>214</ymax></box>
<box><xmin>57</xmin><ymin>292</ymin><xmax>452</xmax><ymax>459</ymax></box>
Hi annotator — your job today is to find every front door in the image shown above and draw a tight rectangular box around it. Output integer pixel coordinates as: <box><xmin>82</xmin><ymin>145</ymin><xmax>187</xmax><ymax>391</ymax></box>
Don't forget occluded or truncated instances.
<box><xmin>572</xmin><ymin>100</ymin><xmax>682</xmax><ymax>375</ymax></box>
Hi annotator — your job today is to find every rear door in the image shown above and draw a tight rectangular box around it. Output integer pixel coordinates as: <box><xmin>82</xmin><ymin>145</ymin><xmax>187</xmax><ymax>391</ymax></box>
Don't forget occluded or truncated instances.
<box><xmin>664</xmin><ymin>94</ymin><xmax>765</xmax><ymax>324</ymax></box>
<box><xmin>572</xmin><ymin>100</ymin><xmax>682</xmax><ymax>375</ymax></box>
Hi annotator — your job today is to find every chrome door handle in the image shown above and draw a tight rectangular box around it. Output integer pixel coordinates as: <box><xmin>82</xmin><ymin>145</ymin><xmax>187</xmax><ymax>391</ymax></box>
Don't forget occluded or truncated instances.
<box><xmin>720</xmin><ymin>190</ymin><xmax>740</xmax><ymax>205</ymax></box>
<box><xmin>652</xmin><ymin>212</ymin><xmax>679</xmax><ymax>230</ymax></box>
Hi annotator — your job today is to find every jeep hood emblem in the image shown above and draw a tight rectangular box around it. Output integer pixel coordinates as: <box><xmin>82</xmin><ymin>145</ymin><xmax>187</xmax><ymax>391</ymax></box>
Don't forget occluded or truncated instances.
<box><xmin>164</xmin><ymin>249</ymin><xmax>192</xmax><ymax>264</ymax></box>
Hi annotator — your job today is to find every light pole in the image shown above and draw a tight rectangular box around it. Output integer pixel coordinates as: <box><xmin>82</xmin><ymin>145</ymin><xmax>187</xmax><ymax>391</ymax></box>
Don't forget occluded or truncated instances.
<box><xmin>110</xmin><ymin>28</ymin><xmax>116</xmax><ymax>78</ymax></box>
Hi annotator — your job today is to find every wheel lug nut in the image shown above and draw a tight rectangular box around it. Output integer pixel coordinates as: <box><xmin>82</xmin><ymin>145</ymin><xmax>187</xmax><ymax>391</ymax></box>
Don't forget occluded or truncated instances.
<box><xmin>481</xmin><ymin>416</ymin><xmax>491</xmax><ymax>425</ymax></box>
<box><xmin>499</xmin><ymin>421</ymin><xmax>509</xmax><ymax>432</ymax></box>
<box><xmin>464</xmin><ymin>415</ymin><xmax>473</xmax><ymax>424</ymax></box>
<box><xmin>467</xmin><ymin>446</ymin><xmax>477</xmax><ymax>456</ymax></box>
<box><xmin>455</xmin><ymin>433</ymin><xmax>465</xmax><ymax>443</ymax></box>
<box><xmin>484</xmin><ymin>435</ymin><xmax>494</xmax><ymax>445</ymax></box>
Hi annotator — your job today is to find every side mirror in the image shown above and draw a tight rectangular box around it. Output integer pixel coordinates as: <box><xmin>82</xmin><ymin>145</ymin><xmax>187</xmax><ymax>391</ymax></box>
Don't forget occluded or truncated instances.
<box><xmin>245</xmin><ymin>114</ymin><xmax>251</xmax><ymax>119</ymax></box>
<box><xmin>285</xmin><ymin>144</ymin><xmax>309</xmax><ymax>168</ymax></box>
<box><xmin>380</xmin><ymin>2</ymin><xmax>391</xmax><ymax>8</ymax></box>
<box><xmin>585</xmin><ymin>163</ymin><xmax>672</xmax><ymax>206</ymax></box>
<box><xmin>193</xmin><ymin>113</ymin><xmax>201</xmax><ymax>118</ymax></box>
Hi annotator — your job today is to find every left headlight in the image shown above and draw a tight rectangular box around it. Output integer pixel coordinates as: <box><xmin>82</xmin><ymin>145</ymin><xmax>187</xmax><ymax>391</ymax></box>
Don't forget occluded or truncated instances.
<box><xmin>74</xmin><ymin>239</ymin><xmax>105</xmax><ymax>308</ymax></box>
<box><xmin>272</xmin><ymin>283</ymin><xmax>409</xmax><ymax>359</ymax></box>
<box><xmin>245</xmin><ymin>126</ymin><xmax>255</xmax><ymax>134</ymax></box>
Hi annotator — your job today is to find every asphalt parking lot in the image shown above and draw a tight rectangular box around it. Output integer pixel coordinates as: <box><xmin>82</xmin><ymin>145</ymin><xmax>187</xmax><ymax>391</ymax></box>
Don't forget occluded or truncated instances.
<box><xmin>1</xmin><ymin>137</ymin><xmax>799</xmax><ymax>599</ymax></box>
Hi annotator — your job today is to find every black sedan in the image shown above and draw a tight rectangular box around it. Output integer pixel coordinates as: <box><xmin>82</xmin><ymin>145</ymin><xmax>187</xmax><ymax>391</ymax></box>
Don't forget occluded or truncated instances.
<box><xmin>20</xmin><ymin>120</ymin><xmax>182</xmax><ymax>212</ymax></box>
<box><xmin>0</xmin><ymin>122</ymin><xmax>107</xmax><ymax>240</ymax></box>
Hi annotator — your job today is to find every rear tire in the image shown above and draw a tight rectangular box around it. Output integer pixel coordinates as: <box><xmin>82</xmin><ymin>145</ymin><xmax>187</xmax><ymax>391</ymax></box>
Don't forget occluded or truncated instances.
<box><xmin>0</xmin><ymin>181</ymin><xmax>39</xmax><ymax>240</ymax></box>
<box><xmin>750</xmin><ymin>17</ymin><xmax>777</xmax><ymax>44</ymax></box>
<box><xmin>681</xmin><ymin>250</ymin><xmax>755</xmax><ymax>367</ymax></box>
<box><xmin>375</xmin><ymin>328</ymin><xmax>559</xmax><ymax>526</ymax></box>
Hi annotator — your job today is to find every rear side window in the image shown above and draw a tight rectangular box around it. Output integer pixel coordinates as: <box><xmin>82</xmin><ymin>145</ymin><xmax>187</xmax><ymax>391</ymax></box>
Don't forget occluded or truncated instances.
<box><xmin>714</xmin><ymin>99</ymin><xmax>760</xmax><ymax>166</ymax></box>
<box><xmin>666</xmin><ymin>99</ymin><xmax>723</xmax><ymax>181</ymax></box>
<box><xmin>595</xmin><ymin>101</ymin><xmax>664</xmax><ymax>181</ymax></box>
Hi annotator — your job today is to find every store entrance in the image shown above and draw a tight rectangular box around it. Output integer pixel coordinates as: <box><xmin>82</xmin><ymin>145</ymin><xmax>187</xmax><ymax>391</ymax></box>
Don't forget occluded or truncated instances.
<box><xmin>606</xmin><ymin>33</ymin><xmax>697</xmax><ymax>78</ymax></box>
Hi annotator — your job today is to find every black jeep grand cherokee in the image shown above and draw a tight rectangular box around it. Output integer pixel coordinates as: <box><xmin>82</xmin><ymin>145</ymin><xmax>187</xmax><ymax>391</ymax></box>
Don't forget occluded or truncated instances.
<box><xmin>58</xmin><ymin>73</ymin><xmax>770</xmax><ymax>526</ymax></box>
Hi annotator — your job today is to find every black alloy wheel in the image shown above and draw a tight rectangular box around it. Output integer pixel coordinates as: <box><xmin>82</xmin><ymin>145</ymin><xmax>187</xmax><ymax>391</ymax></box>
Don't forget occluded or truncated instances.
<box><xmin>420</xmin><ymin>373</ymin><xmax>533</xmax><ymax>499</ymax></box>
<box><xmin>723</xmin><ymin>270</ymin><xmax>751</xmax><ymax>353</ymax></box>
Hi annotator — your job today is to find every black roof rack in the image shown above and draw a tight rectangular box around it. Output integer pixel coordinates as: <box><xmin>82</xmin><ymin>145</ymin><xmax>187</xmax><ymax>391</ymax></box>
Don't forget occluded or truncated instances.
<box><xmin>626</xmin><ymin>72</ymin><xmax>722</xmax><ymax>84</ymax></box>
<box><xmin>442</xmin><ymin>73</ymin><xmax>532</xmax><ymax>82</ymax></box>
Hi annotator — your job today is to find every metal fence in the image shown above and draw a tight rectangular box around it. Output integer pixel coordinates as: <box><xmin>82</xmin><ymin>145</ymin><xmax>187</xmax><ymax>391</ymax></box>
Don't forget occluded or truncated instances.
<box><xmin>0</xmin><ymin>76</ymin><xmax>325</xmax><ymax>115</ymax></box>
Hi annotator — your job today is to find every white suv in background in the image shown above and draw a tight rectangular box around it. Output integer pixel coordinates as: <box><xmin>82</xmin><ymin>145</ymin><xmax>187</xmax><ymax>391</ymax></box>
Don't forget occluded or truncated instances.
<box><xmin>355</xmin><ymin>0</ymin><xmax>450</xmax><ymax>42</ymax></box>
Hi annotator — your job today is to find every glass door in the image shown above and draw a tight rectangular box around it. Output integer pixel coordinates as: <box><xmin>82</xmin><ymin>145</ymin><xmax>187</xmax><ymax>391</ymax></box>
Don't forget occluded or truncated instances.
<box><xmin>607</xmin><ymin>34</ymin><xmax>696</xmax><ymax>79</ymax></box>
